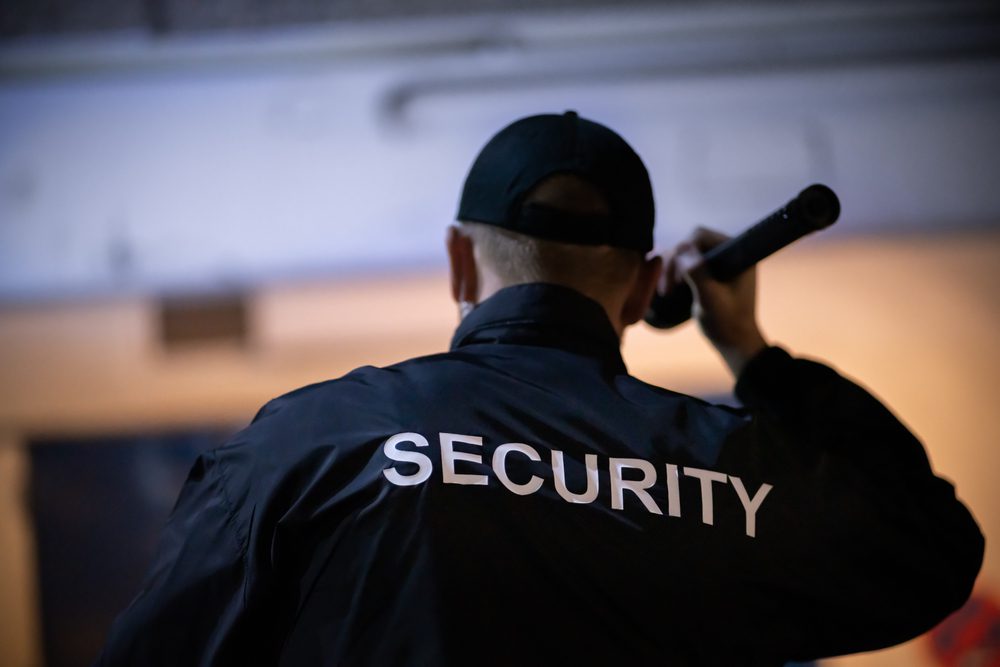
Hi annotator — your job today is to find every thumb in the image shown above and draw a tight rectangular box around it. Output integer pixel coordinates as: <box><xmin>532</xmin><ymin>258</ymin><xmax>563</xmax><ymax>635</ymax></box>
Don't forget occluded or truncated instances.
<box><xmin>673</xmin><ymin>242</ymin><xmax>707</xmax><ymax>284</ymax></box>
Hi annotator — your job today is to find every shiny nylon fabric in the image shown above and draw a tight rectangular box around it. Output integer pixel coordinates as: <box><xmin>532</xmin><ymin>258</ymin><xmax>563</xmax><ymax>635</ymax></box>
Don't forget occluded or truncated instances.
<box><xmin>96</xmin><ymin>283</ymin><xmax>983</xmax><ymax>667</ymax></box>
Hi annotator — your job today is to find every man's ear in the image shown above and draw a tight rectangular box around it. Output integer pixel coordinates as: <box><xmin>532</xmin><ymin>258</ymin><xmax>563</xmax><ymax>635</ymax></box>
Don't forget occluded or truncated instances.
<box><xmin>446</xmin><ymin>224</ymin><xmax>478</xmax><ymax>304</ymax></box>
<box><xmin>621</xmin><ymin>254</ymin><xmax>663</xmax><ymax>327</ymax></box>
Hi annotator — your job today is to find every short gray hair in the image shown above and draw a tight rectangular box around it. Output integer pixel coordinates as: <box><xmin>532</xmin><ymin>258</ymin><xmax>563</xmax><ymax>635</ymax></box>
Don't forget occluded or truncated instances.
<box><xmin>460</xmin><ymin>222</ymin><xmax>642</xmax><ymax>298</ymax></box>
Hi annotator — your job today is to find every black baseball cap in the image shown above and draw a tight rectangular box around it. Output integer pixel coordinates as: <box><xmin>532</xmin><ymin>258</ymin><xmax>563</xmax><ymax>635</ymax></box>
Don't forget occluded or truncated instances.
<box><xmin>457</xmin><ymin>111</ymin><xmax>655</xmax><ymax>253</ymax></box>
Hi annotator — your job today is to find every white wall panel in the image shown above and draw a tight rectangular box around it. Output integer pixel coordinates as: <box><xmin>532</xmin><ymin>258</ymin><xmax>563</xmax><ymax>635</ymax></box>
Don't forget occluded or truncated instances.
<box><xmin>1</xmin><ymin>3</ymin><xmax>997</xmax><ymax>300</ymax></box>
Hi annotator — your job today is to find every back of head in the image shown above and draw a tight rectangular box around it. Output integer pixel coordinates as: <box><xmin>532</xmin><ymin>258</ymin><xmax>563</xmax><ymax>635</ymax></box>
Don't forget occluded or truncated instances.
<box><xmin>456</xmin><ymin>111</ymin><xmax>656</xmax><ymax>304</ymax></box>
<box><xmin>460</xmin><ymin>174</ymin><xmax>643</xmax><ymax>302</ymax></box>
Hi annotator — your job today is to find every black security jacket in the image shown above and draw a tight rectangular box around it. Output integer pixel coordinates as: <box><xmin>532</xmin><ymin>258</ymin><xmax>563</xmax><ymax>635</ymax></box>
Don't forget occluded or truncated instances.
<box><xmin>96</xmin><ymin>283</ymin><xmax>984</xmax><ymax>666</ymax></box>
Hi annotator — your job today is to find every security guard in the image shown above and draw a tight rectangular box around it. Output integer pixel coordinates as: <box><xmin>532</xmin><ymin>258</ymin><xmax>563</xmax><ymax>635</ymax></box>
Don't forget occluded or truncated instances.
<box><xmin>97</xmin><ymin>112</ymin><xmax>984</xmax><ymax>666</ymax></box>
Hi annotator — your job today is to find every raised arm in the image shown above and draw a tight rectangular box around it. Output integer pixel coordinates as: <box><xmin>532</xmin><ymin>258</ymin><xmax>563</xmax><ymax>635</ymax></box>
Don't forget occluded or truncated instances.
<box><xmin>666</xmin><ymin>227</ymin><xmax>984</xmax><ymax>660</ymax></box>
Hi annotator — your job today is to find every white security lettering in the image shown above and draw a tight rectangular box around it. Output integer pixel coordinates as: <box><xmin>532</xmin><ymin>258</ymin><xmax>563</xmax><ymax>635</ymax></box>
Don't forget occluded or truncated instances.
<box><xmin>664</xmin><ymin>463</ymin><xmax>681</xmax><ymax>517</ymax></box>
<box><xmin>729</xmin><ymin>476</ymin><xmax>773</xmax><ymax>538</ymax></box>
<box><xmin>439</xmin><ymin>433</ymin><xmax>489</xmax><ymax>486</ymax></box>
<box><xmin>493</xmin><ymin>443</ymin><xmax>544</xmax><ymax>496</ymax></box>
<box><xmin>382</xmin><ymin>432</ymin><xmax>433</xmax><ymax>486</ymax></box>
<box><xmin>684</xmin><ymin>467</ymin><xmax>728</xmax><ymax>526</ymax></box>
<box><xmin>552</xmin><ymin>451</ymin><xmax>599</xmax><ymax>504</ymax></box>
<box><xmin>609</xmin><ymin>458</ymin><xmax>662</xmax><ymax>515</ymax></box>
<box><xmin>379</xmin><ymin>431</ymin><xmax>771</xmax><ymax>538</ymax></box>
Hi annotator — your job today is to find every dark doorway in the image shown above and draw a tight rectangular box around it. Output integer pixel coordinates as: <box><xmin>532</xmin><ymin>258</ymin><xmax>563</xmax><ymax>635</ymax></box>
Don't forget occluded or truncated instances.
<box><xmin>28</xmin><ymin>429</ymin><xmax>235</xmax><ymax>667</ymax></box>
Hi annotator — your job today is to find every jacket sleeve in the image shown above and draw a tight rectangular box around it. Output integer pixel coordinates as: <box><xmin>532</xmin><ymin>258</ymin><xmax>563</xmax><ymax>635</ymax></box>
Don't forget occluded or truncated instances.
<box><xmin>93</xmin><ymin>449</ymin><xmax>251</xmax><ymax>667</ymax></box>
<box><xmin>732</xmin><ymin>346</ymin><xmax>984</xmax><ymax>661</ymax></box>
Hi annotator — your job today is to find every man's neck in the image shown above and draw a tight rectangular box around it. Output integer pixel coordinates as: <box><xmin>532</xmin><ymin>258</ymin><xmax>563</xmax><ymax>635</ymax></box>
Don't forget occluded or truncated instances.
<box><xmin>476</xmin><ymin>279</ymin><xmax>625</xmax><ymax>340</ymax></box>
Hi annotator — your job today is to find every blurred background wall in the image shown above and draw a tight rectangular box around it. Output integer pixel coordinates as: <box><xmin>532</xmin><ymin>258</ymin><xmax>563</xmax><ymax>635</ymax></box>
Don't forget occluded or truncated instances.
<box><xmin>1</xmin><ymin>0</ymin><xmax>998</xmax><ymax>665</ymax></box>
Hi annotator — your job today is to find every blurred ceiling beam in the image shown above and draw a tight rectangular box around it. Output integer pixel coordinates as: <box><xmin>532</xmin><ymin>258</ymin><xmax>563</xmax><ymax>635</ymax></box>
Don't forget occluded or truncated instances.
<box><xmin>1</xmin><ymin>2</ymin><xmax>997</xmax><ymax>80</ymax></box>
<box><xmin>2</xmin><ymin>0</ymin><xmax>989</xmax><ymax>38</ymax></box>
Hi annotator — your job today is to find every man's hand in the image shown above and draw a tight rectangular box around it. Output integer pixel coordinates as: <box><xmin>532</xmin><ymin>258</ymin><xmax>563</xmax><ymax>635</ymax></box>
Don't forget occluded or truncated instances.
<box><xmin>664</xmin><ymin>226</ymin><xmax>769</xmax><ymax>378</ymax></box>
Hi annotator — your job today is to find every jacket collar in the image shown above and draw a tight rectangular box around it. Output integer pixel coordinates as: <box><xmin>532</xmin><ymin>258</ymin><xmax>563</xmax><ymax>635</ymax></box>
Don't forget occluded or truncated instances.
<box><xmin>449</xmin><ymin>283</ymin><xmax>627</xmax><ymax>374</ymax></box>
